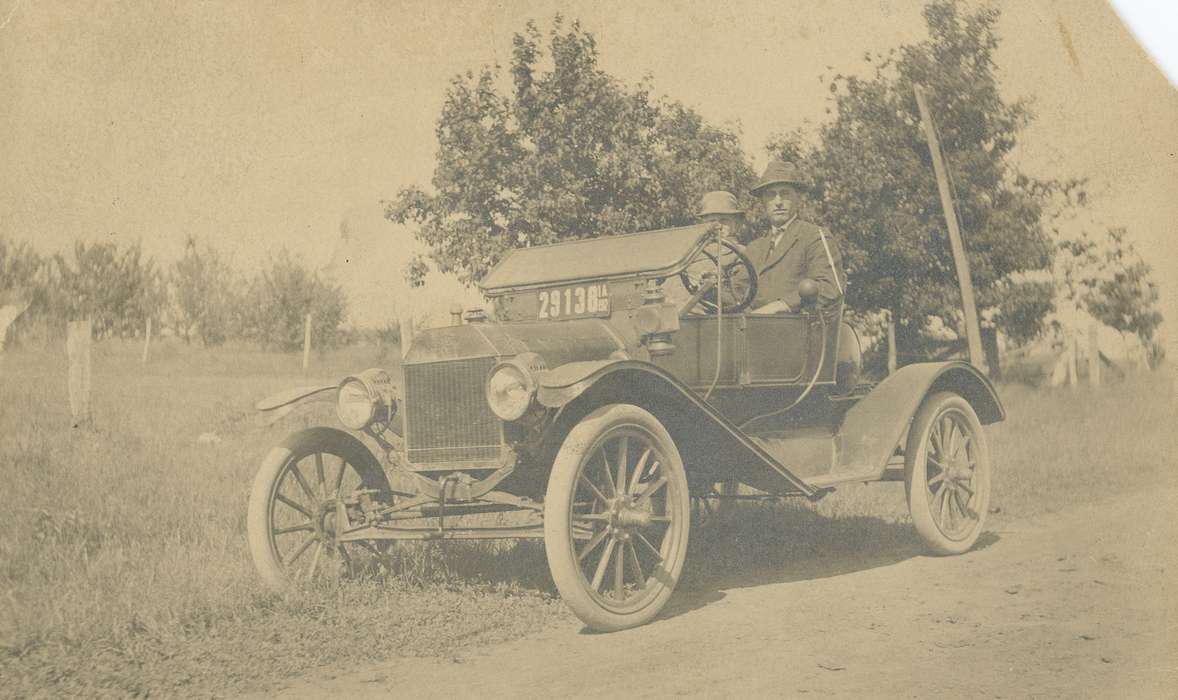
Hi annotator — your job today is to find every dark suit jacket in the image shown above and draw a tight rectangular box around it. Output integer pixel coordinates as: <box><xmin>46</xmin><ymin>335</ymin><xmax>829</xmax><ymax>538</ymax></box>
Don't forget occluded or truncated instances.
<box><xmin>745</xmin><ymin>217</ymin><xmax>845</xmax><ymax>310</ymax></box>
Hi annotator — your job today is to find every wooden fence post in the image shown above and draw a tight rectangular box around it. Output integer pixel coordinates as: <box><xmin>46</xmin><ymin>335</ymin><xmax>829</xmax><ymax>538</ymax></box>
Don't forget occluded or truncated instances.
<box><xmin>141</xmin><ymin>317</ymin><xmax>152</xmax><ymax>364</ymax></box>
<box><xmin>67</xmin><ymin>318</ymin><xmax>93</xmax><ymax>428</ymax></box>
<box><xmin>302</xmin><ymin>313</ymin><xmax>312</xmax><ymax>372</ymax></box>
<box><xmin>1087</xmin><ymin>323</ymin><xmax>1101</xmax><ymax>387</ymax></box>
<box><xmin>1067</xmin><ymin>332</ymin><xmax>1079</xmax><ymax>387</ymax></box>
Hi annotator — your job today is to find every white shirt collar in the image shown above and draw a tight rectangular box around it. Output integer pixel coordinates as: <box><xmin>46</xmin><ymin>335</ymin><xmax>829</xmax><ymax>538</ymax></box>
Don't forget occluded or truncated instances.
<box><xmin>770</xmin><ymin>214</ymin><xmax>798</xmax><ymax>248</ymax></box>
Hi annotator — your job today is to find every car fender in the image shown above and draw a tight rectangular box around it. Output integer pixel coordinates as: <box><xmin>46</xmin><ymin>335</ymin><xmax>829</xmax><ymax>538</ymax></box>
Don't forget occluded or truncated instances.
<box><xmin>833</xmin><ymin>361</ymin><xmax>1004</xmax><ymax>478</ymax></box>
<box><xmin>538</xmin><ymin>359</ymin><xmax>819</xmax><ymax>498</ymax></box>
<box><xmin>254</xmin><ymin>385</ymin><xmax>337</xmax><ymax>425</ymax></box>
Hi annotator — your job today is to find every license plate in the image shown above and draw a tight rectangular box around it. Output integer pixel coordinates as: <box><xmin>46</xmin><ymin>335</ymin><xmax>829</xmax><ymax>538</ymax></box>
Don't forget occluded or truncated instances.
<box><xmin>536</xmin><ymin>283</ymin><xmax>610</xmax><ymax>319</ymax></box>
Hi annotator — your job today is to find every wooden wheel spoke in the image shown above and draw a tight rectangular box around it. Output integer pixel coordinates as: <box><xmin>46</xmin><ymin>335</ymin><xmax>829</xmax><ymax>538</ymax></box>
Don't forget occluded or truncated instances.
<box><xmin>337</xmin><ymin>545</ymin><xmax>353</xmax><ymax>574</ymax></box>
<box><xmin>626</xmin><ymin>541</ymin><xmax>645</xmax><ymax>587</ymax></box>
<box><xmin>635</xmin><ymin>475</ymin><xmax>668</xmax><ymax>503</ymax></box>
<box><xmin>284</xmin><ymin>534</ymin><xmax>316</xmax><ymax>565</ymax></box>
<box><xmin>928</xmin><ymin>471</ymin><xmax>944</xmax><ymax>488</ymax></box>
<box><xmin>578</xmin><ymin>474</ymin><xmax>609</xmax><ymax>506</ymax></box>
<box><xmin>599</xmin><ymin>452</ymin><xmax>617</xmax><ymax>498</ymax></box>
<box><xmin>332</xmin><ymin>455</ymin><xmax>348</xmax><ymax>496</ymax></box>
<box><xmin>590</xmin><ymin>538</ymin><xmax>617</xmax><ymax>592</ymax></box>
<box><xmin>289</xmin><ymin>465</ymin><xmax>317</xmax><ymax>503</ymax></box>
<box><xmin>305</xmin><ymin>541</ymin><xmax>325</xmax><ymax>579</ymax></box>
<box><xmin>930</xmin><ymin>423</ymin><xmax>944</xmax><ymax>458</ymax></box>
<box><xmin>314</xmin><ymin>453</ymin><xmax>328</xmax><ymax>498</ymax></box>
<box><xmin>613</xmin><ymin>543</ymin><xmax>625</xmax><ymax>599</ymax></box>
<box><xmin>276</xmin><ymin>493</ymin><xmax>313</xmax><ymax>519</ymax></box>
<box><xmin>628</xmin><ymin>448</ymin><xmax>652</xmax><ymax>494</ymax></box>
<box><xmin>274</xmin><ymin>522</ymin><xmax>314</xmax><ymax>536</ymax></box>
<box><xmin>955</xmin><ymin>478</ymin><xmax>974</xmax><ymax>497</ymax></box>
<box><xmin>578</xmin><ymin>527</ymin><xmax>610</xmax><ymax>562</ymax></box>
<box><xmin>616</xmin><ymin>436</ymin><xmax>629</xmax><ymax>495</ymax></box>
<box><xmin>634</xmin><ymin>532</ymin><xmax>663</xmax><ymax>562</ymax></box>
<box><xmin>953</xmin><ymin>489</ymin><xmax>975</xmax><ymax>522</ymax></box>
<box><xmin>943</xmin><ymin>418</ymin><xmax>958</xmax><ymax>459</ymax></box>
<box><xmin>937</xmin><ymin>486</ymin><xmax>951</xmax><ymax>528</ymax></box>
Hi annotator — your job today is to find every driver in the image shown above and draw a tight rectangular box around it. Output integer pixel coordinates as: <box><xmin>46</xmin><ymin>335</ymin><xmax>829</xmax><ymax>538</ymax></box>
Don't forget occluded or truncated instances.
<box><xmin>747</xmin><ymin>159</ymin><xmax>844</xmax><ymax>313</ymax></box>
<box><xmin>697</xmin><ymin>190</ymin><xmax>745</xmax><ymax>238</ymax></box>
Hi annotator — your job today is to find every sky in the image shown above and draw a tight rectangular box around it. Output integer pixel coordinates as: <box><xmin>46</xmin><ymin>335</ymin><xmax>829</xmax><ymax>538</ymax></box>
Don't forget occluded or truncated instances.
<box><xmin>1</xmin><ymin>0</ymin><xmax>1175</xmax><ymax>337</ymax></box>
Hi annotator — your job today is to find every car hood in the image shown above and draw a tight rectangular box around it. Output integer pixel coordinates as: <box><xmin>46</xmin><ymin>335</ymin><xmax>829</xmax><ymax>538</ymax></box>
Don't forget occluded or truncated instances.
<box><xmin>404</xmin><ymin>319</ymin><xmax>627</xmax><ymax>368</ymax></box>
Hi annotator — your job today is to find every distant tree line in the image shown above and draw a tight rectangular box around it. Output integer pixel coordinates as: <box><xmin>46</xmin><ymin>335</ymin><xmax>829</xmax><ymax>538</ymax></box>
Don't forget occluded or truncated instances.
<box><xmin>0</xmin><ymin>236</ymin><xmax>347</xmax><ymax>352</ymax></box>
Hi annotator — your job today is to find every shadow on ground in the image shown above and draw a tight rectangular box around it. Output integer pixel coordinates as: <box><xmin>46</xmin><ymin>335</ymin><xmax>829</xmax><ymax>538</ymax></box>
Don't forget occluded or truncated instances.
<box><xmin>355</xmin><ymin>502</ymin><xmax>1000</xmax><ymax>629</ymax></box>
<box><xmin>656</xmin><ymin>503</ymin><xmax>1000</xmax><ymax>623</ymax></box>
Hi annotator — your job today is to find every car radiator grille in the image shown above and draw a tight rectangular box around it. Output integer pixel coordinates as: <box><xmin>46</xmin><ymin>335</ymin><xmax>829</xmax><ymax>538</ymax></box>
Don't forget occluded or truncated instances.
<box><xmin>403</xmin><ymin>357</ymin><xmax>502</xmax><ymax>466</ymax></box>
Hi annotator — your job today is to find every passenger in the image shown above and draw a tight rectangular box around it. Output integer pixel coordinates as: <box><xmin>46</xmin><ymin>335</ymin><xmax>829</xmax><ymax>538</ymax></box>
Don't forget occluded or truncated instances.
<box><xmin>746</xmin><ymin>159</ymin><xmax>844</xmax><ymax>314</ymax></box>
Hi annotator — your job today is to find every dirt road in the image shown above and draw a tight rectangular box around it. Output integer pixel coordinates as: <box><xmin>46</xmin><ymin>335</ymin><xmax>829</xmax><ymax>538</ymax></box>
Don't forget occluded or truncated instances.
<box><xmin>253</xmin><ymin>489</ymin><xmax>1177</xmax><ymax>699</ymax></box>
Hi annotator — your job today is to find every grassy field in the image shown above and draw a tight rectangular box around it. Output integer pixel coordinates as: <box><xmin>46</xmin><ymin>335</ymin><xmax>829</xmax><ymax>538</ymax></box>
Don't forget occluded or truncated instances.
<box><xmin>1</xmin><ymin>340</ymin><xmax>1175</xmax><ymax>698</ymax></box>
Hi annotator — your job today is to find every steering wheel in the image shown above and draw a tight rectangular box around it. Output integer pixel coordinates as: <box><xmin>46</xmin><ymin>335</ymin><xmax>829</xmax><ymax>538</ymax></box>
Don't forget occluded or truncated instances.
<box><xmin>679</xmin><ymin>239</ymin><xmax>758</xmax><ymax>313</ymax></box>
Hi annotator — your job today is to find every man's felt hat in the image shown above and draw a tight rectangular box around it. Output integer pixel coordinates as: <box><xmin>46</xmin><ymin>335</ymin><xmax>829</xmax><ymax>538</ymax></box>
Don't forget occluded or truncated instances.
<box><xmin>697</xmin><ymin>190</ymin><xmax>744</xmax><ymax>217</ymax></box>
<box><xmin>750</xmin><ymin>159</ymin><xmax>808</xmax><ymax>195</ymax></box>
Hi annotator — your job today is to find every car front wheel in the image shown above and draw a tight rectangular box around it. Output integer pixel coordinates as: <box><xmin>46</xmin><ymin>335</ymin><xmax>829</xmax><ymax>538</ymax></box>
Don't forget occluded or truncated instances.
<box><xmin>247</xmin><ymin>427</ymin><xmax>393</xmax><ymax>589</ymax></box>
<box><xmin>544</xmin><ymin>404</ymin><xmax>691</xmax><ymax>631</ymax></box>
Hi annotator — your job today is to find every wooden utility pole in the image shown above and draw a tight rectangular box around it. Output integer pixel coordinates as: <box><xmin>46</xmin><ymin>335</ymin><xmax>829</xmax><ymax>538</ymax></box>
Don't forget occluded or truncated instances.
<box><xmin>914</xmin><ymin>84</ymin><xmax>984</xmax><ymax>370</ymax></box>
<box><xmin>302</xmin><ymin>313</ymin><xmax>312</xmax><ymax>372</ymax></box>
<box><xmin>886</xmin><ymin>311</ymin><xmax>898</xmax><ymax>375</ymax></box>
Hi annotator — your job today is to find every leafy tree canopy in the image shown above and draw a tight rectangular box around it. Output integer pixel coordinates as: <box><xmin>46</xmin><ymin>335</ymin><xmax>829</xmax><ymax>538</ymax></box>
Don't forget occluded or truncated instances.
<box><xmin>388</xmin><ymin>16</ymin><xmax>755</xmax><ymax>284</ymax></box>
<box><xmin>170</xmin><ymin>236</ymin><xmax>241</xmax><ymax>346</ymax></box>
<box><xmin>239</xmin><ymin>249</ymin><xmax>348</xmax><ymax>352</ymax></box>
<box><xmin>52</xmin><ymin>240</ymin><xmax>164</xmax><ymax>339</ymax></box>
<box><xmin>773</xmin><ymin>0</ymin><xmax>1054</xmax><ymax>343</ymax></box>
<box><xmin>1058</xmin><ymin>227</ymin><xmax>1162</xmax><ymax>342</ymax></box>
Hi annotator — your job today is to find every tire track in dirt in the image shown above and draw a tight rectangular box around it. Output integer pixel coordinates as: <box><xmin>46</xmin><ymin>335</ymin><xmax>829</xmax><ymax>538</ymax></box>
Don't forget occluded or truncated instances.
<box><xmin>248</xmin><ymin>488</ymin><xmax>1178</xmax><ymax>699</ymax></box>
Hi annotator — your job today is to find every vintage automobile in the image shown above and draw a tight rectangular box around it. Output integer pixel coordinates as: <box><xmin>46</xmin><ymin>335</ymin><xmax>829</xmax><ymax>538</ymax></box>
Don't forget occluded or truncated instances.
<box><xmin>247</xmin><ymin>222</ymin><xmax>1003</xmax><ymax>631</ymax></box>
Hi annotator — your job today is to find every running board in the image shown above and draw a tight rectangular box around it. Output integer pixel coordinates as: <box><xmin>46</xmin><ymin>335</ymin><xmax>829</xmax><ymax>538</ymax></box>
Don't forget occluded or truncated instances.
<box><xmin>804</xmin><ymin>456</ymin><xmax>906</xmax><ymax>489</ymax></box>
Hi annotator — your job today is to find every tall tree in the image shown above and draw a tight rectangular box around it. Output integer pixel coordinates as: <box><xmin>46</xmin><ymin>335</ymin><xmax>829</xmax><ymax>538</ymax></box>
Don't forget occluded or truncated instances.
<box><xmin>775</xmin><ymin>0</ymin><xmax>1054</xmax><ymax>355</ymax></box>
<box><xmin>170</xmin><ymin>236</ymin><xmax>240</xmax><ymax>345</ymax></box>
<box><xmin>53</xmin><ymin>240</ymin><xmax>164</xmax><ymax>340</ymax></box>
<box><xmin>238</xmin><ymin>249</ymin><xmax>348</xmax><ymax>352</ymax></box>
<box><xmin>388</xmin><ymin>17</ymin><xmax>755</xmax><ymax>284</ymax></box>
<box><xmin>1058</xmin><ymin>226</ymin><xmax>1162</xmax><ymax>346</ymax></box>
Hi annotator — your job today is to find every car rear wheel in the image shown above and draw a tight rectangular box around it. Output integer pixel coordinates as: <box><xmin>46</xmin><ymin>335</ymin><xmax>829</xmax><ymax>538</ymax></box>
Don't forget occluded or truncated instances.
<box><xmin>247</xmin><ymin>428</ymin><xmax>393</xmax><ymax>589</ymax></box>
<box><xmin>904</xmin><ymin>392</ymin><xmax>992</xmax><ymax>555</ymax></box>
<box><xmin>544</xmin><ymin>404</ymin><xmax>691</xmax><ymax>631</ymax></box>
